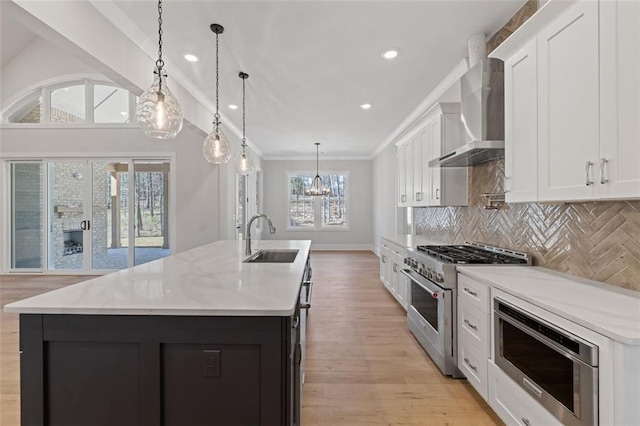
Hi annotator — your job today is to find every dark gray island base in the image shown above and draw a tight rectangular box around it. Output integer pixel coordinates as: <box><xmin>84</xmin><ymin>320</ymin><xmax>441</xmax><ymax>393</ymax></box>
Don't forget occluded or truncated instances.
<box><xmin>20</xmin><ymin>310</ymin><xmax>301</xmax><ymax>426</ymax></box>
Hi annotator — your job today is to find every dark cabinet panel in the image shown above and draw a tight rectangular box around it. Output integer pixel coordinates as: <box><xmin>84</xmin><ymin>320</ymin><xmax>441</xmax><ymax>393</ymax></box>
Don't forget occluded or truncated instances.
<box><xmin>162</xmin><ymin>344</ymin><xmax>261</xmax><ymax>426</ymax></box>
<box><xmin>46</xmin><ymin>341</ymin><xmax>140</xmax><ymax>426</ymax></box>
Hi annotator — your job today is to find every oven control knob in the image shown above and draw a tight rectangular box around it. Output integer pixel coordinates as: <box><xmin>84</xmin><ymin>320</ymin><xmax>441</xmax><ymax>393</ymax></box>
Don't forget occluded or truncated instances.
<box><xmin>404</xmin><ymin>258</ymin><xmax>408</xmax><ymax>265</ymax></box>
<box><xmin>435</xmin><ymin>273</ymin><xmax>444</xmax><ymax>283</ymax></box>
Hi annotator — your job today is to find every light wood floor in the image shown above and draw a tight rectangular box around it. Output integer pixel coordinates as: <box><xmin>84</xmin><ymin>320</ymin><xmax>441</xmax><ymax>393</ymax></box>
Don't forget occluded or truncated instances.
<box><xmin>0</xmin><ymin>252</ymin><xmax>501</xmax><ymax>425</ymax></box>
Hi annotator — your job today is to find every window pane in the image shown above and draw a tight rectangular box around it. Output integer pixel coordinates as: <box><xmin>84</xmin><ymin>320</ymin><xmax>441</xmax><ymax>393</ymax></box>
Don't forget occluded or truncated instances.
<box><xmin>9</xmin><ymin>96</ymin><xmax>42</xmax><ymax>123</ymax></box>
<box><xmin>321</xmin><ymin>174</ymin><xmax>347</xmax><ymax>227</ymax></box>
<box><xmin>51</xmin><ymin>85</ymin><xmax>86</xmax><ymax>123</ymax></box>
<box><xmin>94</xmin><ymin>85</ymin><xmax>130</xmax><ymax>123</ymax></box>
<box><xmin>11</xmin><ymin>163</ymin><xmax>43</xmax><ymax>269</ymax></box>
<box><xmin>289</xmin><ymin>175</ymin><xmax>315</xmax><ymax>228</ymax></box>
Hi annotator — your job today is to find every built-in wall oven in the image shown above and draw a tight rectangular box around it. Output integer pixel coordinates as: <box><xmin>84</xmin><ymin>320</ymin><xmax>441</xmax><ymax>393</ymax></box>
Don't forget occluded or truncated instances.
<box><xmin>494</xmin><ymin>298</ymin><xmax>598</xmax><ymax>426</ymax></box>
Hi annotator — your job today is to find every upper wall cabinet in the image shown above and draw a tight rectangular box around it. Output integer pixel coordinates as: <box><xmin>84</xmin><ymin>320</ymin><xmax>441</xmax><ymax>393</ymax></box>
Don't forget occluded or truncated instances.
<box><xmin>599</xmin><ymin>0</ymin><xmax>640</xmax><ymax>199</ymax></box>
<box><xmin>537</xmin><ymin>0</ymin><xmax>600</xmax><ymax>201</ymax></box>
<box><xmin>492</xmin><ymin>0</ymin><xmax>640</xmax><ymax>203</ymax></box>
<box><xmin>397</xmin><ymin>103</ymin><xmax>468</xmax><ymax>207</ymax></box>
<box><xmin>504</xmin><ymin>39</ymin><xmax>538</xmax><ymax>203</ymax></box>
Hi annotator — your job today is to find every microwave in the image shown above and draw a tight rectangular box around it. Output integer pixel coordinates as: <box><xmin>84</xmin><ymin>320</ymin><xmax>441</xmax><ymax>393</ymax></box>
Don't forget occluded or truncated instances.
<box><xmin>494</xmin><ymin>298</ymin><xmax>599</xmax><ymax>426</ymax></box>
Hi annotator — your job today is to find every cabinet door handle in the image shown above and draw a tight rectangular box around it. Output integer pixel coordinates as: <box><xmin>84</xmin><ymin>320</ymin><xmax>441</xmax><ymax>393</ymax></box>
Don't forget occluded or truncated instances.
<box><xmin>463</xmin><ymin>287</ymin><xmax>478</xmax><ymax>297</ymax></box>
<box><xmin>463</xmin><ymin>319</ymin><xmax>478</xmax><ymax>330</ymax></box>
<box><xmin>435</xmin><ymin>188</ymin><xmax>440</xmax><ymax>199</ymax></box>
<box><xmin>382</xmin><ymin>255</ymin><xmax>386</xmax><ymax>263</ymax></box>
<box><xmin>400</xmin><ymin>195</ymin><xmax>406</xmax><ymax>202</ymax></box>
<box><xmin>504</xmin><ymin>176</ymin><xmax>511</xmax><ymax>193</ymax></box>
<box><xmin>292</xmin><ymin>317</ymin><xmax>300</xmax><ymax>329</ymax></box>
<box><xmin>585</xmin><ymin>161</ymin><xmax>594</xmax><ymax>186</ymax></box>
<box><xmin>521</xmin><ymin>417</ymin><xmax>531</xmax><ymax>426</ymax></box>
<box><xmin>600</xmin><ymin>158</ymin><xmax>609</xmax><ymax>184</ymax></box>
<box><xmin>416</xmin><ymin>192</ymin><xmax>422</xmax><ymax>201</ymax></box>
<box><xmin>463</xmin><ymin>357</ymin><xmax>478</xmax><ymax>372</ymax></box>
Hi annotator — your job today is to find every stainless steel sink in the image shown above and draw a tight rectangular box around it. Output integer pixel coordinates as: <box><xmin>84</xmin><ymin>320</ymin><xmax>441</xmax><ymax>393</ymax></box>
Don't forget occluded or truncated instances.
<box><xmin>243</xmin><ymin>249</ymin><xmax>299</xmax><ymax>263</ymax></box>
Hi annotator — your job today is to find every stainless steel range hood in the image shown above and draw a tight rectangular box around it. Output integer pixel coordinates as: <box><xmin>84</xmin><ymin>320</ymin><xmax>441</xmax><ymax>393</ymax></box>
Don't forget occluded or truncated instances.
<box><xmin>429</xmin><ymin>58</ymin><xmax>504</xmax><ymax>168</ymax></box>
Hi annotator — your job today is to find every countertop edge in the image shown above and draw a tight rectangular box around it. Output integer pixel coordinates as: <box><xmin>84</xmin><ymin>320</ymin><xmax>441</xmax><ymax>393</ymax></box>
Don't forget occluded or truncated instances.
<box><xmin>457</xmin><ymin>266</ymin><xmax>640</xmax><ymax>346</ymax></box>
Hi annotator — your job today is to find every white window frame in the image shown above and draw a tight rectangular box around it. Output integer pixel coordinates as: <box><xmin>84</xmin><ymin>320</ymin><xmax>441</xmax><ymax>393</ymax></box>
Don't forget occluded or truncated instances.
<box><xmin>286</xmin><ymin>170</ymin><xmax>350</xmax><ymax>232</ymax></box>
<box><xmin>1</xmin><ymin>79</ymin><xmax>137</xmax><ymax>128</ymax></box>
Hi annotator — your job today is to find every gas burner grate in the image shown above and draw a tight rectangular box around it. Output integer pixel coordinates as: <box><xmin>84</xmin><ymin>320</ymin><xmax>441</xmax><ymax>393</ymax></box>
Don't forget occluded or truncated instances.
<box><xmin>416</xmin><ymin>244</ymin><xmax>528</xmax><ymax>264</ymax></box>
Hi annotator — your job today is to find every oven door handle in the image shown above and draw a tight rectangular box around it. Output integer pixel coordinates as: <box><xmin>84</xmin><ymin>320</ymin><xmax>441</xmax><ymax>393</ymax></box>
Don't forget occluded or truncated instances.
<box><xmin>401</xmin><ymin>269</ymin><xmax>440</xmax><ymax>298</ymax></box>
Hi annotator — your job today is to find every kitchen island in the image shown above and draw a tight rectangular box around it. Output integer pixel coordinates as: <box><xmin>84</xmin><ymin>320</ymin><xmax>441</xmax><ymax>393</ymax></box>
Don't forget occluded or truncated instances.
<box><xmin>4</xmin><ymin>239</ymin><xmax>311</xmax><ymax>426</ymax></box>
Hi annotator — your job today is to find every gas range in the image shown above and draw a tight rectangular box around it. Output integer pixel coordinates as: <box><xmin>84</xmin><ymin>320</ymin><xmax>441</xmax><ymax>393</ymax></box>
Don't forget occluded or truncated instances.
<box><xmin>403</xmin><ymin>242</ymin><xmax>529</xmax><ymax>378</ymax></box>
<box><xmin>404</xmin><ymin>242</ymin><xmax>529</xmax><ymax>289</ymax></box>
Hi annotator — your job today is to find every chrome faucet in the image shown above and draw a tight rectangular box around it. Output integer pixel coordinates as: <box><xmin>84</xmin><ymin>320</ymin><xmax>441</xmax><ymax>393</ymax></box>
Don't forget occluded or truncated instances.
<box><xmin>246</xmin><ymin>214</ymin><xmax>276</xmax><ymax>255</ymax></box>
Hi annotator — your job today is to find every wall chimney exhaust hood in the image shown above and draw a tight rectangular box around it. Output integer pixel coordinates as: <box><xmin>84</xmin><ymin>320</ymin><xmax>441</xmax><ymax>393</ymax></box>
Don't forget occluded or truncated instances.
<box><xmin>429</xmin><ymin>58</ymin><xmax>504</xmax><ymax>168</ymax></box>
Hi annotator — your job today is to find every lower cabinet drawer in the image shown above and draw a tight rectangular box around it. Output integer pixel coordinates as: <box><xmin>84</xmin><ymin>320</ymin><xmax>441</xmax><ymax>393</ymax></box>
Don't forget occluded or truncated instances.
<box><xmin>458</xmin><ymin>339</ymin><xmax>487</xmax><ymax>400</ymax></box>
<box><xmin>488</xmin><ymin>361</ymin><xmax>562</xmax><ymax>426</ymax></box>
<box><xmin>458</xmin><ymin>298</ymin><xmax>490</xmax><ymax>355</ymax></box>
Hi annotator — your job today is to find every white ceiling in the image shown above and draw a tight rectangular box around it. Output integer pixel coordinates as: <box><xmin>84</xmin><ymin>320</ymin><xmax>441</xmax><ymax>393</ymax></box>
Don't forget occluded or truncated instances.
<box><xmin>0</xmin><ymin>7</ymin><xmax>38</xmax><ymax>68</ymax></box>
<box><xmin>2</xmin><ymin>1</ymin><xmax>526</xmax><ymax>158</ymax></box>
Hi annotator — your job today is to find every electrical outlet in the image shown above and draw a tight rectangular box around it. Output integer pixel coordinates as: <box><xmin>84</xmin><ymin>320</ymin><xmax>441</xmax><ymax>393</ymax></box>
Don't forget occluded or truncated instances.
<box><xmin>202</xmin><ymin>350</ymin><xmax>221</xmax><ymax>378</ymax></box>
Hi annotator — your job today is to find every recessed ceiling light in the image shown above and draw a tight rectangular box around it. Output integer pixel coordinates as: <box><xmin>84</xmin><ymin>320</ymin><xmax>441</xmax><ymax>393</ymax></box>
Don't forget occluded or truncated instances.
<box><xmin>360</xmin><ymin>104</ymin><xmax>372</xmax><ymax>110</ymax></box>
<box><xmin>228</xmin><ymin>104</ymin><xmax>238</xmax><ymax>110</ymax></box>
<box><xmin>184</xmin><ymin>54</ymin><xmax>199</xmax><ymax>62</ymax></box>
<box><xmin>120</xmin><ymin>111</ymin><xmax>128</xmax><ymax>116</ymax></box>
<box><xmin>382</xmin><ymin>50</ymin><xmax>398</xmax><ymax>59</ymax></box>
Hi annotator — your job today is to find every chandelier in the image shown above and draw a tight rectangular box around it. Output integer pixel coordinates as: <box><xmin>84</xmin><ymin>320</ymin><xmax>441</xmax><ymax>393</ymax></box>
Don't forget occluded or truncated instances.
<box><xmin>305</xmin><ymin>143</ymin><xmax>330</xmax><ymax>196</ymax></box>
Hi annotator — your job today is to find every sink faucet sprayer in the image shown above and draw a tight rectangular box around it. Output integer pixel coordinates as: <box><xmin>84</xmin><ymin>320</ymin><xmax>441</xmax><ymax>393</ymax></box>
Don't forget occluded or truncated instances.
<box><xmin>246</xmin><ymin>214</ymin><xmax>276</xmax><ymax>255</ymax></box>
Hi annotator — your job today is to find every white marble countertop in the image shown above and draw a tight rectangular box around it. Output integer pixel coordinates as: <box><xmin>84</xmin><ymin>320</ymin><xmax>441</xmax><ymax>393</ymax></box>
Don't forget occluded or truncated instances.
<box><xmin>4</xmin><ymin>240</ymin><xmax>311</xmax><ymax>317</ymax></box>
<box><xmin>457</xmin><ymin>266</ymin><xmax>640</xmax><ymax>345</ymax></box>
<box><xmin>381</xmin><ymin>234</ymin><xmax>446</xmax><ymax>250</ymax></box>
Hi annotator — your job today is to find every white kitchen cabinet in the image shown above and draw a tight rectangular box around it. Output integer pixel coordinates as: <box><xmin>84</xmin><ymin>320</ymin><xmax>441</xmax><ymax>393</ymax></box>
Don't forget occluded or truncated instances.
<box><xmin>488</xmin><ymin>361</ymin><xmax>562</xmax><ymax>426</ymax></box>
<box><xmin>397</xmin><ymin>103</ymin><xmax>467</xmax><ymax>208</ymax></box>
<box><xmin>457</xmin><ymin>274</ymin><xmax>491</xmax><ymax>400</ymax></box>
<box><xmin>397</xmin><ymin>143</ymin><xmax>407</xmax><ymax>206</ymax></box>
<box><xmin>379</xmin><ymin>242</ymin><xmax>391</xmax><ymax>288</ymax></box>
<box><xmin>426</xmin><ymin>104</ymin><xmax>468</xmax><ymax>207</ymax></box>
<box><xmin>504</xmin><ymin>39</ymin><xmax>538</xmax><ymax>203</ymax></box>
<box><xmin>599</xmin><ymin>0</ymin><xmax>640</xmax><ymax>199</ymax></box>
<box><xmin>537</xmin><ymin>0</ymin><xmax>600</xmax><ymax>202</ymax></box>
<box><xmin>379</xmin><ymin>238</ymin><xmax>408</xmax><ymax>310</ymax></box>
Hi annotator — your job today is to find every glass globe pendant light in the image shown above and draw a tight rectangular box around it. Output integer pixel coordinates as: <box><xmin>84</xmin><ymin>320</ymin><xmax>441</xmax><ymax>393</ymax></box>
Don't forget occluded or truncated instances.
<box><xmin>136</xmin><ymin>0</ymin><xmax>183</xmax><ymax>139</ymax></box>
<box><xmin>305</xmin><ymin>143</ymin><xmax>330</xmax><ymax>196</ymax></box>
<box><xmin>236</xmin><ymin>72</ymin><xmax>255</xmax><ymax>175</ymax></box>
<box><xmin>202</xmin><ymin>24</ymin><xmax>232</xmax><ymax>164</ymax></box>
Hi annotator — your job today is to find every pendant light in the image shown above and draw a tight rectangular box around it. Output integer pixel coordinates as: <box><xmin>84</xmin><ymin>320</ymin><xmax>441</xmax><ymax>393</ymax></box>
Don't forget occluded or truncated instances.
<box><xmin>136</xmin><ymin>0</ymin><xmax>183</xmax><ymax>139</ymax></box>
<box><xmin>202</xmin><ymin>24</ymin><xmax>232</xmax><ymax>164</ymax></box>
<box><xmin>305</xmin><ymin>143</ymin><xmax>330</xmax><ymax>196</ymax></box>
<box><xmin>236</xmin><ymin>72</ymin><xmax>255</xmax><ymax>175</ymax></box>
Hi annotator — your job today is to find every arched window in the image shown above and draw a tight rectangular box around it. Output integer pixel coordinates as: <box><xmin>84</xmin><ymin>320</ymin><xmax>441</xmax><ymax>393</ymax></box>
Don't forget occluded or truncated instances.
<box><xmin>4</xmin><ymin>80</ymin><xmax>136</xmax><ymax>125</ymax></box>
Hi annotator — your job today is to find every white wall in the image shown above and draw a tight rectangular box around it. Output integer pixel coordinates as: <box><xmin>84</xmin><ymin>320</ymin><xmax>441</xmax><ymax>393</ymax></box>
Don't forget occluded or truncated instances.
<box><xmin>372</xmin><ymin>144</ymin><xmax>398</xmax><ymax>255</ymax></box>
<box><xmin>262</xmin><ymin>159</ymin><xmax>373</xmax><ymax>250</ymax></box>
<box><xmin>0</xmin><ymin>37</ymin><xmax>98</xmax><ymax>109</ymax></box>
<box><xmin>0</xmin><ymin>126</ymin><xmax>221</xmax><ymax>266</ymax></box>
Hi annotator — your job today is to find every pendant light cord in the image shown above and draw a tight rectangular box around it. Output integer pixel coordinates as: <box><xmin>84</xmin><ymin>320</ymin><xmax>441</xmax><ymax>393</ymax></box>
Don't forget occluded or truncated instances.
<box><xmin>242</xmin><ymin>73</ymin><xmax>247</xmax><ymax>154</ymax></box>
<box><xmin>156</xmin><ymin>0</ymin><xmax>164</xmax><ymax>91</ymax></box>
<box><xmin>316</xmin><ymin>144</ymin><xmax>320</xmax><ymax>177</ymax></box>
<box><xmin>214</xmin><ymin>30</ymin><xmax>220</xmax><ymax>126</ymax></box>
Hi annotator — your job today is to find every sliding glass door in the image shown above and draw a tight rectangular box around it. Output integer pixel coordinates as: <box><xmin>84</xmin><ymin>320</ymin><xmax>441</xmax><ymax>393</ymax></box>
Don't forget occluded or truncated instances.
<box><xmin>10</xmin><ymin>162</ymin><xmax>44</xmax><ymax>270</ymax></box>
<box><xmin>7</xmin><ymin>158</ymin><xmax>171</xmax><ymax>273</ymax></box>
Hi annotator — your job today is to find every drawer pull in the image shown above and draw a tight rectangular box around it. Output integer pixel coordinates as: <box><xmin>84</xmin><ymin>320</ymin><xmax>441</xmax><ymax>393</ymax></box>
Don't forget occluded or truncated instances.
<box><xmin>521</xmin><ymin>417</ymin><xmax>531</xmax><ymax>426</ymax></box>
<box><xmin>463</xmin><ymin>319</ymin><xmax>478</xmax><ymax>330</ymax></box>
<box><xmin>463</xmin><ymin>357</ymin><xmax>478</xmax><ymax>372</ymax></box>
<box><xmin>463</xmin><ymin>287</ymin><xmax>478</xmax><ymax>297</ymax></box>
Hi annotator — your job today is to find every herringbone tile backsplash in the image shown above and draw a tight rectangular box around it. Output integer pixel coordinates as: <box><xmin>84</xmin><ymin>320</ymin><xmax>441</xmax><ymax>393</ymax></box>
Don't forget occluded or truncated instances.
<box><xmin>414</xmin><ymin>160</ymin><xmax>640</xmax><ymax>291</ymax></box>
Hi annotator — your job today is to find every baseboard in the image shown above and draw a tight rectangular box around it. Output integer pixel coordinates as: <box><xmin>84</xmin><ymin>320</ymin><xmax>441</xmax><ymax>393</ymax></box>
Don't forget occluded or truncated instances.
<box><xmin>310</xmin><ymin>244</ymin><xmax>374</xmax><ymax>251</ymax></box>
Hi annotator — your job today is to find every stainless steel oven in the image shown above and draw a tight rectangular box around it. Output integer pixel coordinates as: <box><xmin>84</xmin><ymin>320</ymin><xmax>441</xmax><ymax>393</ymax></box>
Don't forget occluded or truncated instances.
<box><xmin>494</xmin><ymin>298</ymin><xmax>598</xmax><ymax>426</ymax></box>
<box><xmin>402</xmin><ymin>268</ymin><xmax>454</xmax><ymax>376</ymax></box>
